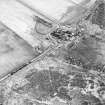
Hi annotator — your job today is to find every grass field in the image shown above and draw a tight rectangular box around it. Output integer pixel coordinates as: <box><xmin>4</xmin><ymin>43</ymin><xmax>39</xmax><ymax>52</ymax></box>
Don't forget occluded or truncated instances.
<box><xmin>0</xmin><ymin>23</ymin><xmax>36</xmax><ymax>78</ymax></box>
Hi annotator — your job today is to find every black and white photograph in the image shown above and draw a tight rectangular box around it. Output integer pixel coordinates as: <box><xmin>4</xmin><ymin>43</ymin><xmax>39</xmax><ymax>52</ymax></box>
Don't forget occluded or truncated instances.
<box><xmin>0</xmin><ymin>0</ymin><xmax>105</xmax><ymax>105</ymax></box>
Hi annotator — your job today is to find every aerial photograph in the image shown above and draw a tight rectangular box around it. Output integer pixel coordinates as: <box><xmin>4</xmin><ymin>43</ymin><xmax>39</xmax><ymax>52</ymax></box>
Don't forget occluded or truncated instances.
<box><xmin>0</xmin><ymin>0</ymin><xmax>105</xmax><ymax>105</ymax></box>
